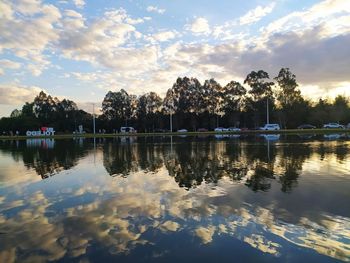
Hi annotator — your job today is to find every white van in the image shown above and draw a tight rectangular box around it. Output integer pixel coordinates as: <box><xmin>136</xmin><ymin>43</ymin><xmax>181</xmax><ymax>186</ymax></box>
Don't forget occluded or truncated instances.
<box><xmin>120</xmin><ymin>127</ymin><xmax>136</xmax><ymax>133</ymax></box>
<box><xmin>259</xmin><ymin>124</ymin><xmax>280</xmax><ymax>131</ymax></box>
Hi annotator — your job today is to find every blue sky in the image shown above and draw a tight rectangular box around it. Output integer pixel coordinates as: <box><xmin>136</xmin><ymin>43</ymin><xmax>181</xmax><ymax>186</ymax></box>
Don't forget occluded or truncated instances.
<box><xmin>0</xmin><ymin>0</ymin><xmax>349</xmax><ymax>116</ymax></box>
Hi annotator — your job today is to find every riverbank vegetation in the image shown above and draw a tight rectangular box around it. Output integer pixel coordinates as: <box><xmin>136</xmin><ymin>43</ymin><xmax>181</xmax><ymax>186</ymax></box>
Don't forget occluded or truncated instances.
<box><xmin>1</xmin><ymin>68</ymin><xmax>350</xmax><ymax>134</ymax></box>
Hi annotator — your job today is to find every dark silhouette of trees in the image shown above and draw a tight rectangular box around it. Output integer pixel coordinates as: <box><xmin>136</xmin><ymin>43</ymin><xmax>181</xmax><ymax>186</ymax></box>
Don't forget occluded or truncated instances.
<box><xmin>102</xmin><ymin>89</ymin><xmax>133</xmax><ymax>123</ymax></box>
<box><xmin>1</xmin><ymin>68</ymin><xmax>350</xmax><ymax>134</ymax></box>
<box><xmin>222</xmin><ymin>81</ymin><xmax>247</xmax><ymax>127</ymax></box>
<box><xmin>0</xmin><ymin>91</ymin><xmax>92</xmax><ymax>134</ymax></box>
<box><xmin>275</xmin><ymin>68</ymin><xmax>305</xmax><ymax>128</ymax></box>
<box><xmin>330</xmin><ymin>95</ymin><xmax>350</xmax><ymax>124</ymax></box>
<box><xmin>244</xmin><ymin>70</ymin><xmax>275</xmax><ymax>127</ymax></box>
<box><xmin>137</xmin><ymin>92</ymin><xmax>163</xmax><ymax>132</ymax></box>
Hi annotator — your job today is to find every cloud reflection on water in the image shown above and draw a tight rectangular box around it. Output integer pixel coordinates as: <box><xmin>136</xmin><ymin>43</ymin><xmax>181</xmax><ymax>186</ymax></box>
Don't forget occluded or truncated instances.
<box><xmin>0</xmin><ymin>136</ymin><xmax>349</xmax><ymax>262</ymax></box>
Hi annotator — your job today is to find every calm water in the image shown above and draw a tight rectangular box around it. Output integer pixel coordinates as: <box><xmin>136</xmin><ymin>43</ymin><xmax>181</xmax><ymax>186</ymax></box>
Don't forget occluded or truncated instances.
<box><xmin>0</xmin><ymin>135</ymin><xmax>349</xmax><ymax>263</ymax></box>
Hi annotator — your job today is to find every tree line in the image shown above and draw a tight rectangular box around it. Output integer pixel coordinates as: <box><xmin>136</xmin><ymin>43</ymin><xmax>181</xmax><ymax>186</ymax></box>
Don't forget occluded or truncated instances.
<box><xmin>1</xmin><ymin>68</ymin><xmax>350</xmax><ymax>134</ymax></box>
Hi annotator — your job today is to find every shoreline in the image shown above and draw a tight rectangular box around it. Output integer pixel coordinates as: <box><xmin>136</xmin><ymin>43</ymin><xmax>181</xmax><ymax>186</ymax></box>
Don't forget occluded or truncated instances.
<box><xmin>0</xmin><ymin>128</ymin><xmax>349</xmax><ymax>140</ymax></box>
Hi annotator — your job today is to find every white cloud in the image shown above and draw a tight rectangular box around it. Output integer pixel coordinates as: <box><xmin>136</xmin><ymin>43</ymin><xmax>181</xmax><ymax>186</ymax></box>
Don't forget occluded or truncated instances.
<box><xmin>126</xmin><ymin>17</ymin><xmax>144</xmax><ymax>25</ymax></box>
<box><xmin>58</xmin><ymin>8</ymin><xmax>161</xmax><ymax>78</ymax></box>
<box><xmin>62</xmin><ymin>9</ymin><xmax>85</xmax><ymax>30</ymax></box>
<box><xmin>27</xmin><ymin>63</ymin><xmax>45</xmax><ymax>76</ymax></box>
<box><xmin>0</xmin><ymin>0</ymin><xmax>349</xmax><ymax>109</ymax></box>
<box><xmin>152</xmin><ymin>31</ymin><xmax>178</xmax><ymax>42</ymax></box>
<box><xmin>14</xmin><ymin>0</ymin><xmax>44</xmax><ymax>15</ymax></box>
<box><xmin>186</xmin><ymin>17</ymin><xmax>211</xmax><ymax>35</ymax></box>
<box><xmin>262</xmin><ymin>0</ymin><xmax>350</xmax><ymax>37</ymax></box>
<box><xmin>0</xmin><ymin>0</ymin><xmax>61</xmax><ymax>76</ymax></box>
<box><xmin>0</xmin><ymin>83</ymin><xmax>43</xmax><ymax>105</ymax></box>
<box><xmin>64</xmin><ymin>9</ymin><xmax>83</xmax><ymax>18</ymax></box>
<box><xmin>0</xmin><ymin>1</ymin><xmax>13</xmax><ymax>19</ymax></box>
<box><xmin>146</xmin><ymin>5</ymin><xmax>165</xmax><ymax>14</ymax></box>
<box><xmin>0</xmin><ymin>59</ymin><xmax>21</xmax><ymax>69</ymax></box>
<box><xmin>239</xmin><ymin>3</ymin><xmax>275</xmax><ymax>25</ymax></box>
<box><xmin>300</xmin><ymin>82</ymin><xmax>350</xmax><ymax>100</ymax></box>
<box><xmin>73</xmin><ymin>0</ymin><xmax>85</xmax><ymax>9</ymax></box>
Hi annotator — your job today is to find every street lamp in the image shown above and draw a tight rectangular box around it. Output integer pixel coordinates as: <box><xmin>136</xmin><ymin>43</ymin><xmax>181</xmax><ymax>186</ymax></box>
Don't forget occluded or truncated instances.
<box><xmin>170</xmin><ymin>93</ymin><xmax>174</xmax><ymax>132</ymax></box>
<box><xmin>266</xmin><ymin>97</ymin><xmax>270</xmax><ymax>124</ymax></box>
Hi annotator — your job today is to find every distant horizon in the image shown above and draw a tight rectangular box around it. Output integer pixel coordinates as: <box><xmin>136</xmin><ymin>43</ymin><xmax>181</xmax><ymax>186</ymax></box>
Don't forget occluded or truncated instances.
<box><xmin>1</xmin><ymin>0</ymin><xmax>349</xmax><ymax>116</ymax></box>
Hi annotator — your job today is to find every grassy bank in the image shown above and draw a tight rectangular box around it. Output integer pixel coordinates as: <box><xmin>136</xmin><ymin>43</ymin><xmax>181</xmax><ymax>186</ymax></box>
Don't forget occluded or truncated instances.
<box><xmin>0</xmin><ymin>129</ymin><xmax>349</xmax><ymax>140</ymax></box>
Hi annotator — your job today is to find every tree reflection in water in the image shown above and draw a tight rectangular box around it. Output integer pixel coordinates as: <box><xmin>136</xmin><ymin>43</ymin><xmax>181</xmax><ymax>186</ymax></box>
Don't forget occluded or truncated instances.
<box><xmin>101</xmin><ymin>135</ymin><xmax>350</xmax><ymax>193</ymax></box>
<box><xmin>1</xmin><ymin>136</ymin><xmax>349</xmax><ymax>193</ymax></box>
<box><xmin>0</xmin><ymin>138</ymin><xmax>91</xmax><ymax>179</ymax></box>
<box><xmin>0</xmin><ymin>135</ymin><xmax>349</xmax><ymax>262</ymax></box>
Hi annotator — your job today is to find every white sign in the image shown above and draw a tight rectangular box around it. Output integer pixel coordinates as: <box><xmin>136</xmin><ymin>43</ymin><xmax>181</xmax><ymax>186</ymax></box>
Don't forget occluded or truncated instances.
<box><xmin>26</xmin><ymin>127</ymin><xmax>55</xmax><ymax>136</ymax></box>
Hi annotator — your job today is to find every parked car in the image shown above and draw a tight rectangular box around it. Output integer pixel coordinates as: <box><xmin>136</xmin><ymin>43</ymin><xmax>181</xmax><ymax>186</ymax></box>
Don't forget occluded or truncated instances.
<box><xmin>227</xmin><ymin>127</ymin><xmax>241</xmax><ymax>132</ymax></box>
<box><xmin>297</xmin><ymin>124</ymin><xmax>316</xmax><ymax>129</ymax></box>
<box><xmin>346</xmin><ymin>123</ymin><xmax>350</xmax><ymax>129</ymax></box>
<box><xmin>197</xmin><ymin>128</ymin><xmax>208</xmax><ymax>132</ymax></box>
<box><xmin>259</xmin><ymin>124</ymin><xmax>280</xmax><ymax>131</ymax></box>
<box><xmin>323</xmin><ymin>123</ymin><xmax>344</xmax><ymax>129</ymax></box>
<box><xmin>120</xmin><ymin>127</ymin><xmax>136</xmax><ymax>133</ymax></box>
<box><xmin>177</xmin><ymin>129</ymin><xmax>188</xmax><ymax>132</ymax></box>
<box><xmin>214</xmin><ymin>127</ymin><xmax>228</xmax><ymax>132</ymax></box>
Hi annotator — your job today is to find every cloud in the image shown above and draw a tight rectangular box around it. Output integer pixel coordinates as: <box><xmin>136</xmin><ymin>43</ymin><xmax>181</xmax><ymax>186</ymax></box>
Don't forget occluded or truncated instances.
<box><xmin>0</xmin><ymin>0</ymin><xmax>61</xmax><ymax>76</ymax></box>
<box><xmin>239</xmin><ymin>3</ymin><xmax>275</xmax><ymax>25</ymax></box>
<box><xmin>126</xmin><ymin>17</ymin><xmax>144</xmax><ymax>25</ymax></box>
<box><xmin>0</xmin><ymin>0</ymin><xmax>349</xmax><ymax>107</ymax></box>
<box><xmin>152</xmin><ymin>30</ymin><xmax>179</xmax><ymax>42</ymax></box>
<box><xmin>0</xmin><ymin>59</ymin><xmax>21</xmax><ymax>69</ymax></box>
<box><xmin>154</xmin><ymin>0</ymin><xmax>350</xmax><ymax>97</ymax></box>
<box><xmin>58</xmin><ymin>8</ymin><xmax>155</xmax><ymax>73</ymax></box>
<box><xmin>146</xmin><ymin>5</ymin><xmax>165</xmax><ymax>14</ymax></box>
<box><xmin>64</xmin><ymin>9</ymin><xmax>83</xmax><ymax>18</ymax></box>
<box><xmin>0</xmin><ymin>83</ymin><xmax>43</xmax><ymax>105</ymax></box>
<box><xmin>159</xmin><ymin>221</ymin><xmax>180</xmax><ymax>232</ymax></box>
<box><xmin>236</xmin><ymin>27</ymin><xmax>350</xmax><ymax>85</ymax></box>
<box><xmin>62</xmin><ymin>9</ymin><xmax>85</xmax><ymax>30</ymax></box>
<box><xmin>195</xmin><ymin>226</ymin><xmax>216</xmax><ymax>244</ymax></box>
<box><xmin>261</xmin><ymin>0</ymin><xmax>350</xmax><ymax>37</ymax></box>
<box><xmin>73</xmin><ymin>0</ymin><xmax>85</xmax><ymax>9</ymax></box>
<box><xmin>186</xmin><ymin>17</ymin><xmax>211</xmax><ymax>35</ymax></box>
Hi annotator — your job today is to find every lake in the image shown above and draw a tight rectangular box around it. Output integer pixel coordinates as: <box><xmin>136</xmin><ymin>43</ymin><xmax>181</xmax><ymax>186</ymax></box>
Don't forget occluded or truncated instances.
<box><xmin>0</xmin><ymin>135</ymin><xmax>349</xmax><ymax>262</ymax></box>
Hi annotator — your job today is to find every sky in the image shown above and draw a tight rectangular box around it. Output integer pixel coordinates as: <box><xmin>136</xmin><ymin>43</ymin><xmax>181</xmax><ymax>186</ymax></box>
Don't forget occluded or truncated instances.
<box><xmin>0</xmin><ymin>0</ymin><xmax>349</xmax><ymax>116</ymax></box>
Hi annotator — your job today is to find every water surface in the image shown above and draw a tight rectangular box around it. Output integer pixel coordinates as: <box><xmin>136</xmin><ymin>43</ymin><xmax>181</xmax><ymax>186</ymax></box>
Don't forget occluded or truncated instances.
<box><xmin>0</xmin><ymin>135</ymin><xmax>349</xmax><ymax>262</ymax></box>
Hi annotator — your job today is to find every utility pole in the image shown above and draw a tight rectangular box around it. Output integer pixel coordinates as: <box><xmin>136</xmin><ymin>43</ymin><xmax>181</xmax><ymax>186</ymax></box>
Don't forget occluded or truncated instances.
<box><xmin>92</xmin><ymin>103</ymin><xmax>96</xmax><ymax>135</ymax></box>
<box><xmin>170</xmin><ymin>111</ymin><xmax>173</xmax><ymax>132</ymax></box>
<box><xmin>266</xmin><ymin>97</ymin><xmax>270</xmax><ymax>124</ymax></box>
<box><xmin>170</xmin><ymin>92</ymin><xmax>174</xmax><ymax>132</ymax></box>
